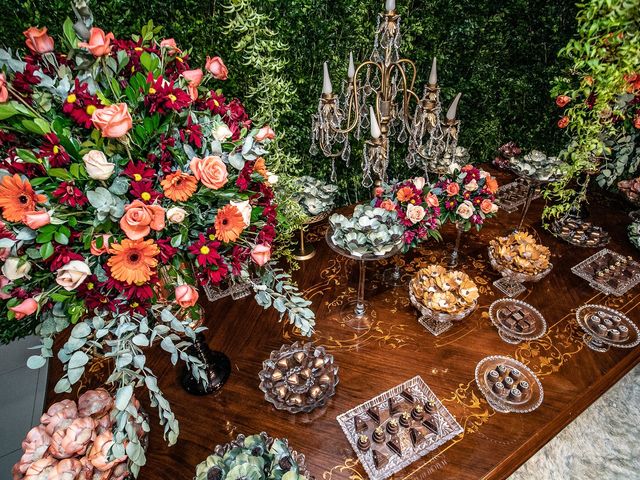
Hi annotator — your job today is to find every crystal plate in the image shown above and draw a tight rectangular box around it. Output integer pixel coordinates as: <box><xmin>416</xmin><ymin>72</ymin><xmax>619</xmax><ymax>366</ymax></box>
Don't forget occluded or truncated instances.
<box><xmin>575</xmin><ymin>304</ymin><xmax>640</xmax><ymax>352</ymax></box>
<box><xmin>489</xmin><ymin>299</ymin><xmax>547</xmax><ymax>344</ymax></box>
<box><xmin>571</xmin><ymin>248</ymin><xmax>640</xmax><ymax>297</ymax></box>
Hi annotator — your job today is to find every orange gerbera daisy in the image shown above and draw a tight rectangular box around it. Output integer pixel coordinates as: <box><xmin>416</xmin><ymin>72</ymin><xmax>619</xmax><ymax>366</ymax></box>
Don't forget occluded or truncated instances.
<box><xmin>0</xmin><ymin>174</ymin><xmax>47</xmax><ymax>222</ymax></box>
<box><xmin>214</xmin><ymin>204</ymin><xmax>246</xmax><ymax>243</ymax></box>
<box><xmin>107</xmin><ymin>238</ymin><xmax>160</xmax><ymax>285</ymax></box>
<box><xmin>396</xmin><ymin>186</ymin><xmax>414</xmax><ymax>202</ymax></box>
<box><xmin>253</xmin><ymin>157</ymin><xmax>268</xmax><ymax>179</ymax></box>
<box><xmin>160</xmin><ymin>170</ymin><xmax>198</xmax><ymax>202</ymax></box>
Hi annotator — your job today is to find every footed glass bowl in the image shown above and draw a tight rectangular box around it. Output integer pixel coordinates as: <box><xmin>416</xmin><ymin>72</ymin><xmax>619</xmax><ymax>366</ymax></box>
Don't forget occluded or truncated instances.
<box><xmin>409</xmin><ymin>282</ymin><xmax>477</xmax><ymax>336</ymax></box>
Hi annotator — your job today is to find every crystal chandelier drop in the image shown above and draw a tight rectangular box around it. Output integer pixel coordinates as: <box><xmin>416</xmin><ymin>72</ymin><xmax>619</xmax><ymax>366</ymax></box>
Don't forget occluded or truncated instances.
<box><xmin>310</xmin><ymin>0</ymin><xmax>463</xmax><ymax>187</ymax></box>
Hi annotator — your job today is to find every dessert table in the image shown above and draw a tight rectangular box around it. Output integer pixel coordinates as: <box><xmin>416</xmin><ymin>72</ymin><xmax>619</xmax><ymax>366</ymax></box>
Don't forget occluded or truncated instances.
<box><xmin>46</xmin><ymin>176</ymin><xmax>640</xmax><ymax>480</ymax></box>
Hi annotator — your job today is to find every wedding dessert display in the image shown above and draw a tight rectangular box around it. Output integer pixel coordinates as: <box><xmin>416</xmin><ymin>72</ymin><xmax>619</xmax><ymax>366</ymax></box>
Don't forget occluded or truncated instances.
<box><xmin>336</xmin><ymin>376</ymin><xmax>463</xmax><ymax>480</ymax></box>
<box><xmin>258</xmin><ymin>342</ymin><xmax>339</xmax><ymax>414</ymax></box>
<box><xmin>475</xmin><ymin>356</ymin><xmax>544</xmax><ymax>414</ymax></box>
<box><xmin>488</xmin><ymin>299</ymin><xmax>547</xmax><ymax>345</ymax></box>
<box><xmin>571</xmin><ymin>249</ymin><xmax>640</xmax><ymax>296</ymax></box>
<box><xmin>575</xmin><ymin>304</ymin><xmax>640</xmax><ymax>352</ymax></box>
<box><xmin>194</xmin><ymin>433</ymin><xmax>313</xmax><ymax>480</ymax></box>
<box><xmin>409</xmin><ymin>265</ymin><xmax>478</xmax><ymax>335</ymax></box>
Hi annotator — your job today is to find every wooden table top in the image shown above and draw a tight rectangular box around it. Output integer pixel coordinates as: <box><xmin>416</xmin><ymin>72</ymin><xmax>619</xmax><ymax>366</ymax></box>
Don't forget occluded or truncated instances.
<box><xmin>47</xmin><ymin>181</ymin><xmax>640</xmax><ymax>480</ymax></box>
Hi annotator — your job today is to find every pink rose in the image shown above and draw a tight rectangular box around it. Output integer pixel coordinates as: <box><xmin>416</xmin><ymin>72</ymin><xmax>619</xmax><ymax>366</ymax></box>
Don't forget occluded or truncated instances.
<box><xmin>41</xmin><ymin>400</ymin><xmax>78</xmax><ymax>436</ymax></box>
<box><xmin>190</xmin><ymin>155</ymin><xmax>228</xmax><ymax>190</ymax></box>
<box><xmin>182</xmin><ymin>69</ymin><xmax>204</xmax><ymax>101</ymax></box>
<box><xmin>425</xmin><ymin>192</ymin><xmax>439</xmax><ymax>208</ymax></box>
<box><xmin>456</xmin><ymin>200</ymin><xmax>474</xmax><ymax>219</ymax></box>
<box><xmin>49</xmin><ymin>417</ymin><xmax>96</xmax><ymax>459</ymax></box>
<box><xmin>205</xmin><ymin>56</ymin><xmax>228</xmax><ymax>80</ymax></box>
<box><xmin>251</xmin><ymin>244</ymin><xmax>271</xmax><ymax>267</ymax></box>
<box><xmin>23</xmin><ymin>27</ymin><xmax>55</xmax><ymax>54</ymax></box>
<box><xmin>119</xmin><ymin>200</ymin><xmax>166</xmax><ymax>240</ymax></box>
<box><xmin>160</xmin><ymin>38</ymin><xmax>180</xmax><ymax>55</ymax></box>
<box><xmin>78</xmin><ymin>27</ymin><xmax>114</xmax><ymax>57</ymax></box>
<box><xmin>10</xmin><ymin>298</ymin><xmax>38</xmax><ymax>320</ymax></box>
<box><xmin>445</xmin><ymin>182</ymin><xmax>460</xmax><ymax>196</ymax></box>
<box><xmin>380</xmin><ymin>199</ymin><xmax>396</xmax><ymax>211</ymax></box>
<box><xmin>255</xmin><ymin>126</ymin><xmax>276</xmax><ymax>142</ymax></box>
<box><xmin>78</xmin><ymin>388</ymin><xmax>114</xmax><ymax>418</ymax></box>
<box><xmin>91</xmin><ymin>103</ymin><xmax>133</xmax><ymax>138</ymax></box>
<box><xmin>374</xmin><ymin>186</ymin><xmax>384</xmax><ymax>197</ymax></box>
<box><xmin>0</xmin><ymin>73</ymin><xmax>8</xmax><ymax>103</ymax></box>
<box><xmin>406</xmin><ymin>203</ymin><xmax>426</xmax><ymax>224</ymax></box>
<box><xmin>0</xmin><ymin>275</ymin><xmax>11</xmax><ymax>299</ymax></box>
<box><xmin>90</xmin><ymin>234</ymin><xmax>112</xmax><ymax>256</ymax></box>
<box><xmin>175</xmin><ymin>284</ymin><xmax>199</xmax><ymax>308</ymax></box>
<box><xmin>23</xmin><ymin>210</ymin><xmax>50</xmax><ymax>229</ymax></box>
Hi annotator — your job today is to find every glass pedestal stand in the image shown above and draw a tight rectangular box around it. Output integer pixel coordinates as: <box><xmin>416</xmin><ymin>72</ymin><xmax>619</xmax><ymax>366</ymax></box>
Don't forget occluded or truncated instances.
<box><xmin>292</xmin><ymin>211</ymin><xmax>330</xmax><ymax>261</ymax></box>
<box><xmin>447</xmin><ymin>223</ymin><xmax>464</xmax><ymax>269</ymax></box>
<box><xmin>326</xmin><ymin>229</ymin><xmax>402</xmax><ymax>330</ymax></box>
<box><xmin>489</xmin><ymin>247</ymin><xmax>553</xmax><ymax>298</ymax></box>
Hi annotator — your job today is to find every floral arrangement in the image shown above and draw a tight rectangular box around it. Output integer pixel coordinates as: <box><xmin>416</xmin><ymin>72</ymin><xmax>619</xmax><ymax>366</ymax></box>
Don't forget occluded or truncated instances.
<box><xmin>13</xmin><ymin>388</ymin><xmax>146</xmax><ymax>480</ymax></box>
<box><xmin>293</xmin><ymin>175</ymin><xmax>337</xmax><ymax>217</ymax></box>
<box><xmin>432</xmin><ymin>164</ymin><xmax>499</xmax><ymax>232</ymax></box>
<box><xmin>194</xmin><ymin>433</ymin><xmax>312</xmax><ymax>480</ymax></box>
<box><xmin>329</xmin><ymin>205</ymin><xmax>403</xmax><ymax>257</ymax></box>
<box><xmin>372</xmin><ymin>176</ymin><xmax>441</xmax><ymax>251</ymax></box>
<box><xmin>0</xmin><ymin>10</ymin><xmax>314</xmax><ymax>477</ymax></box>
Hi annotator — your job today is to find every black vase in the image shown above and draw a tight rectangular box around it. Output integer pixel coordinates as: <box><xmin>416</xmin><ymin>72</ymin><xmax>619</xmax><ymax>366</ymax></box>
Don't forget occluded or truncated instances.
<box><xmin>181</xmin><ymin>333</ymin><xmax>231</xmax><ymax>395</ymax></box>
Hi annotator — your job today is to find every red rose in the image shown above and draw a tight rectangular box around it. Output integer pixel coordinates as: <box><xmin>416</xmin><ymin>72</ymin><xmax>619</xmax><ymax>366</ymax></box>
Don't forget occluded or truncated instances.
<box><xmin>558</xmin><ymin>116</ymin><xmax>570</xmax><ymax>129</ymax></box>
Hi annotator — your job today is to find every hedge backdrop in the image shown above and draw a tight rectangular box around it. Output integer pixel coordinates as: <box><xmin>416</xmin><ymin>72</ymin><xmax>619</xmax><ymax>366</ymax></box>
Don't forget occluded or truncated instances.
<box><xmin>1</xmin><ymin>0</ymin><xmax>578</xmax><ymax>201</ymax></box>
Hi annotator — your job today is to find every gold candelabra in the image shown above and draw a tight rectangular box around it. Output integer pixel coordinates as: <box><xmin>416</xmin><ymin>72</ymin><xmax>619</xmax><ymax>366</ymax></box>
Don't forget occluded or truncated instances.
<box><xmin>310</xmin><ymin>0</ymin><xmax>462</xmax><ymax>187</ymax></box>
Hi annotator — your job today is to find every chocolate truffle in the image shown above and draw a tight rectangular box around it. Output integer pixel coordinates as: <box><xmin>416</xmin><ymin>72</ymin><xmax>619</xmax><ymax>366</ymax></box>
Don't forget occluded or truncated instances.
<box><xmin>373</xmin><ymin>450</ymin><xmax>388</xmax><ymax>469</ymax></box>
<box><xmin>510</xmin><ymin>368</ymin><xmax>522</xmax><ymax>381</ymax></box>
<box><xmin>372</xmin><ymin>427</ymin><xmax>385</xmax><ymax>444</ymax></box>
<box><xmin>487</xmin><ymin>370</ymin><xmax>500</xmax><ymax>384</ymax></box>
<box><xmin>293</xmin><ymin>351</ymin><xmax>306</xmax><ymax>364</ymax></box>
<box><xmin>411</xmin><ymin>405</ymin><xmax>424</xmax><ymax>421</ymax></box>
<box><xmin>619</xmin><ymin>325</ymin><xmax>629</xmax><ymax>339</ymax></box>
<box><xmin>503</xmin><ymin>376</ymin><xmax>514</xmax><ymax>388</ymax></box>
<box><xmin>424</xmin><ymin>400</ymin><xmax>436</xmax><ymax>414</ymax></box>
<box><xmin>596</xmin><ymin>324</ymin><xmax>608</xmax><ymax>336</ymax></box>
<box><xmin>399</xmin><ymin>412</ymin><xmax>411</xmax><ymax>428</ymax></box>
<box><xmin>493</xmin><ymin>381</ymin><xmax>506</xmax><ymax>395</ymax></box>
<box><xmin>609</xmin><ymin>329</ymin><xmax>621</xmax><ymax>341</ymax></box>
<box><xmin>271</xmin><ymin>369</ymin><xmax>283</xmax><ymax>382</ymax></box>
<box><xmin>518</xmin><ymin>380</ymin><xmax>530</xmax><ymax>391</ymax></box>
<box><xmin>386</xmin><ymin>419</ymin><xmax>399</xmax><ymax>435</ymax></box>
<box><xmin>509</xmin><ymin>388</ymin><xmax>522</xmax><ymax>401</ymax></box>
<box><xmin>276</xmin><ymin>358</ymin><xmax>289</xmax><ymax>370</ymax></box>
<box><xmin>497</xmin><ymin>364</ymin><xmax>507</xmax><ymax>375</ymax></box>
<box><xmin>387</xmin><ymin>436</ymin><xmax>402</xmax><ymax>457</ymax></box>
<box><xmin>357</xmin><ymin>434</ymin><xmax>370</xmax><ymax>452</ymax></box>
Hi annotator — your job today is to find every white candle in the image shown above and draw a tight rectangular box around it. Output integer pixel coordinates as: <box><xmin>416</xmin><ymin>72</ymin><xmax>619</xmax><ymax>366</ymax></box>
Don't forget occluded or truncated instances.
<box><xmin>428</xmin><ymin>57</ymin><xmax>437</xmax><ymax>85</ymax></box>
<box><xmin>322</xmin><ymin>62</ymin><xmax>333</xmax><ymax>95</ymax></box>
<box><xmin>348</xmin><ymin>52</ymin><xmax>355</xmax><ymax>79</ymax></box>
<box><xmin>370</xmin><ymin>106</ymin><xmax>381</xmax><ymax>139</ymax></box>
<box><xmin>385</xmin><ymin>0</ymin><xmax>396</xmax><ymax>11</ymax></box>
<box><xmin>446</xmin><ymin>93</ymin><xmax>462</xmax><ymax>121</ymax></box>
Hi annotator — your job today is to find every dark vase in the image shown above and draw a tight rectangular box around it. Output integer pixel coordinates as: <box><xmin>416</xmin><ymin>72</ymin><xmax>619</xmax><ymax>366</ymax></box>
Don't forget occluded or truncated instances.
<box><xmin>181</xmin><ymin>333</ymin><xmax>231</xmax><ymax>395</ymax></box>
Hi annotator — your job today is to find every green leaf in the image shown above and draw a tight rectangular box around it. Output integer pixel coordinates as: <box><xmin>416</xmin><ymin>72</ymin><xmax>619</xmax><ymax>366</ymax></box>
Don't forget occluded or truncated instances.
<box><xmin>15</xmin><ymin>148</ymin><xmax>40</xmax><ymax>164</ymax></box>
<box><xmin>63</xmin><ymin>17</ymin><xmax>78</xmax><ymax>47</ymax></box>
<box><xmin>0</xmin><ymin>102</ymin><xmax>20</xmax><ymax>120</ymax></box>
<box><xmin>54</xmin><ymin>232</ymin><xmax>69</xmax><ymax>245</ymax></box>
<box><xmin>48</xmin><ymin>168</ymin><xmax>73</xmax><ymax>180</ymax></box>
<box><xmin>40</xmin><ymin>242</ymin><xmax>54</xmax><ymax>260</ymax></box>
<box><xmin>27</xmin><ymin>355</ymin><xmax>47</xmax><ymax>369</ymax></box>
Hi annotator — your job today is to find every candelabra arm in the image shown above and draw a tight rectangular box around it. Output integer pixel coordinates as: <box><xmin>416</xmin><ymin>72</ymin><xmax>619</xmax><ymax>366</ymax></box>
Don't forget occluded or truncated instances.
<box><xmin>395</xmin><ymin>58</ymin><xmax>418</xmax><ymax>92</ymax></box>
<box><xmin>389</xmin><ymin>62</ymin><xmax>420</xmax><ymax>120</ymax></box>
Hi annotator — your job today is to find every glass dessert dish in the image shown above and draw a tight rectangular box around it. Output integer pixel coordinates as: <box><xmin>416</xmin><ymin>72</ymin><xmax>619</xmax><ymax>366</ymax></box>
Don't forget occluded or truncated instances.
<box><xmin>258</xmin><ymin>342</ymin><xmax>339</xmax><ymax>414</ymax></box>
<box><xmin>475</xmin><ymin>355</ymin><xmax>544</xmax><ymax>414</ymax></box>
<box><xmin>409</xmin><ymin>287</ymin><xmax>477</xmax><ymax>336</ymax></box>
<box><xmin>571</xmin><ymin>248</ymin><xmax>640</xmax><ymax>297</ymax></box>
<box><xmin>326</xmin><ymin>228</ymin><xmax>402</xmax><ymax>330</ymax></box>
<box><xmin>488</xmin><ymin>246</ymin><xmax>553</xmax><ymax>298</ymax></box>
<box><xmin>575</xmin><ymin>304</ymin><xmax>640</xmax><ymax>352</ymax></box>
<box><xmin>336</xmin><ymin>375</ymin><xmax>463</xmax><ymax>480</ymax></box>
<box><xmin>488</xmin><ymin>299</ymin><xmax>547</xmax><ymax>344</ymax></box>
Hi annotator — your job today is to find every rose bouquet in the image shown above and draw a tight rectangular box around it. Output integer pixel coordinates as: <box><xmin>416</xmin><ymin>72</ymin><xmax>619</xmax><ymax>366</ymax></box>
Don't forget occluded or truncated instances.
<box><xmin>0</xmin><ymin>8</ymin><xmax>313</xmax><ymax>477</ymax></box>
<box><xmin>433</xmin><ymin>164</ymin><xmax>499</xmax><ymax>231</ymax></box>
<box><xmin>372</xmin><ymin>176</ymin><xmax>442</xmax><ymax>251</ymax></box>
<box><xmin>13</xmin><ymin>388</ymin><xmax>146</xmax><ymax>480</ymax></box>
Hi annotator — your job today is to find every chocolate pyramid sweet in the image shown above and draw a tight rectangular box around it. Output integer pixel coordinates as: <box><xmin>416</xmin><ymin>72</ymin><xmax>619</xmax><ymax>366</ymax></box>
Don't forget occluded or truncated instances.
<box><xmin>422</xmin><ymin>417</ymin><xmax>438</xmax><ymax>434</ymax></box>
<box><xmin>400</xmin><ymin>389</ymin><xmax>415</xmax><ymax>403</ymax></box>
<box><xmin>409</xmin><ymin>427</ymin><xmax>425</xmax><ymax>447</ymax></box>
<box><xmin>386</xmin><ymin>436</ymin><xmax>402</xmax><ymax>457</ymax></box>
<box><xmin>366</xmin><ymin>406</ymin><xmax>380</xmax><ymax>424</ymax></box>
<box><xmin>388</xmin><ymin>397</ymin><xmax>402</xmax><ymax>415</ymax></box>
<box><xmin>372</xmin><ymin>450</ymin><xmax>388</xmax><ymax>469</ymax></box>
<box><xmin>354</xmin><ymin>416</ymin><xmax>368</xmax><ymax>433</ymax></box>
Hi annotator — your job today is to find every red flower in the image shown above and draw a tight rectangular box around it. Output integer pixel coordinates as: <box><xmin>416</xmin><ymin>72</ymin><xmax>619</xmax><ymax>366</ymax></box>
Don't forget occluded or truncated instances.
<box><xmin>558</xmin><ymin>116</ymin><xmax>570</xmax><ymax>129</ymax></box>
<box><xmin>39</xmin><ymin>133</ymin><xmax>71</xmax><ymax>167</ymax></box>
<box><xmin>180</xmin><ymin>117</ymin><xmax>203</xmax><ymax>149</ymax></box>
<box><xmin>201</xmin><ymin>91</ymin><xmax>227</xmax><ymax>115</ymax></box>
<box><xmin>144</xmin><ymin>74</ymin><xmax>191</xmax><ymax>115</ymax></box>
<box><xmin>156</xmin><ymin>238</ymin><xmax>177</xmax><ymax>264</ymax></box>
<box><xmin>634</xmin><ymin>113</ymin><xmax>640</xmax><ymax>129</ymax></box>
<box><xmin>122</xmin><ymin>161</ymin><xmax>155</xmax><ymax>182</ymax></box>
<box><xmin>555</xmin><ymin>95</ymin><xmax>571</xmax><ymax>108</ymax></box>
<box><xmin>12</xmin><ymin>64</ymin><xmax>41</xmax><ymax>97</ymax></box>
<box><xmin>49</xmin><ymin>246</ymin><xmax>84</xmax><ymax>271</ymax></box>
<box><xmin>230</xmin><ymin>245</ymin><xmax>250</xmax><ymax>275</ymax></box>
<box><xmin>62</xmin><ymin>79</ymin><xmax>101</xmax><ymax>129</ymax></box>
<box><xmin>129</xmin><ymin>180</ymin><xmax>162</xmax><ymax>203</ymax></box>
<box><xmin>52</xmin><ymin>181</ymin><xmax>88</xmax><ymax>208</ymax></box>
<box><xmin>189</xmin><ymin>234</ymin><xmax>222</xmax><ymax>267</ymax></box>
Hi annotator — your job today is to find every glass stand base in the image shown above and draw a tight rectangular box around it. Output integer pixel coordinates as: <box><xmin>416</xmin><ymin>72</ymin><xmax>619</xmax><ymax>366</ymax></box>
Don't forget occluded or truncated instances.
<box><xmin>583</xmin><ymin>333</ymin><xmax>610</xmax><ymax>353</ymax></box>
<box><xmin>418</xmin><ymin>315</ymin><xmax>454</xmax><ymax>336</ymax></box>
<box><xmin>292</xmin><ymin>243</ymin><xmax>316</xmax><ymax>261</ymax></box>
<box><xmin>340</xmin><ymin>300</ymin><xmax>376</xmax><ymax>330</ymax></box>
<box><xmin>382</xmin><ymin>266</ymin><xmax>405</xmax><ymax>287</ymax></box>
<box><xmin>498</xmin><ymin>329</ymin><xmax>523</xmax><ymax>344</ymax></box>
<box><xmin>493</xmin><ymin>278</ymin><xmax>526</xmax><ymax>297</ymax></box>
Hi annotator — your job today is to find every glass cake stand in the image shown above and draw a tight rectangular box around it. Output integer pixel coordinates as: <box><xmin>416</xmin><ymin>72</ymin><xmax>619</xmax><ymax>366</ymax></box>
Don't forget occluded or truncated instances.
<box><xmin>488</xmin><ymin>298</ymin><xmax>547</xmax><ymax>344</ymax></box>
<box><xmin>326</xmin><ymin>229</ymin><xmax>402</xmax><ymax>330</ymax></box>
<box><xmin>575</xmin><ymin>304</ymin><xmax>640</xmax><ymax>352</ymax></box>
<box><xmin>488</xmin><ymin>247</ymin><xmax>553</xmax><ymax>298</ymax></box>
<box><xmin>475</xmin><ymin>355</ymin><xmax>544</xmax><ymax>414</ymax></box>
<box><xmin>409</xmin><ymin>288</ymin><xmax>477</xmax><ymax>336</ymax></box>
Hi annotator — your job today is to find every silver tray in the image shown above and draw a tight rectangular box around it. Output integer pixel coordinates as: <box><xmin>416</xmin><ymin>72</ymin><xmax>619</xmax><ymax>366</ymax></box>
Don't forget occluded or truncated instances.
<box><xmin>336</xmin><ymin>376</ymin><xmax>462</xmax><ymax>480</ymax></box>
<box><xmin>571</xmin><ymin>248</ymin><xmax>640</xmax><ymax>296</ymax></box>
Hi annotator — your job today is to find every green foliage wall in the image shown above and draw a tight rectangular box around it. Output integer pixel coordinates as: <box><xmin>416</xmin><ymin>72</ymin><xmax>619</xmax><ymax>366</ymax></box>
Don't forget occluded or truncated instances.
<box><xmin>1</xmin><ymin>0</ymin><xmax>577</xmax><ymax>200</ymax></box>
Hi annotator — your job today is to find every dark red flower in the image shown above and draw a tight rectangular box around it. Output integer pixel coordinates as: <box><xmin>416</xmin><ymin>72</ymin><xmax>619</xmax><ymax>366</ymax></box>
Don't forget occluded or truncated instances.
<box><xmin>62</xmin><ymin>79</ymin><xmax>101</xmax><ymax>129</ymax></box>
<box><xmin>179</xmin><ymin>116</ymin><xmax>203</xmax><ymax>148</ymax></box>
<box><xmin>156</xmin><ymin>238</ymin><xmax>177</xmax><ymax>264</ymax></box>
<box><xmin>144</xmin><ymin>74</ymin><xmax>191</xmax><ymax>115</ymax></box>
<box><xmin>129</xmin><ymin>180</ymin><xmax>162</xmax><ymax>203</ymax></box>
<box><xmin>123</xmin><ymin>161</ymin><xmax>155</xmax><ymax>182</ymax></box>
<box><xmin>189</xmin><ymin>234</ymin><xmax>222</xmax><ymax>267</ymax></box>
<box><xmin>39</xmin><ymin>133</ymin><xmax>71</xmax><ymax>167</ymax></box>
<box><xmin>12</xmin><ymin>64</ymin><xmax>41</xmax><ymax>97</ymax></box>
<box><xmin>52</xmin><ymin>181</ymin><xmax>88</xmax><ymax>208</ymax></box>
<box><xmin>49</xmin><ymin>246</ymin><xmax>84</xmax><ymax>271</ymax></box>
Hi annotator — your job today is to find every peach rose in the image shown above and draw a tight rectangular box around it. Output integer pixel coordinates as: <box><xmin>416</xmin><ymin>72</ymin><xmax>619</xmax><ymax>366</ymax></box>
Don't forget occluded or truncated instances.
<box><xmin>485</xmin><ymin>176</ymin><xmax>498</xmax><ymax>194</ymax></box>
<box><xmin>425</xmin><ymin>192</ymin><xmax>439</xmax><ymax>208</ymax></box>
<box><xmin>251</xmin><ymin>244</ymin><xmax>271</xmax><ymax>267</ymax></box>
<box><xmin>175</xmin><ymin>284</ymin><xmax>199</xmax><ymax>308</ymax></box>
<box><xmin>49</xmin><ymin>417</ymin><xmax>96</xmax><ymax>459</ymax></box>
<box><xmin>464</xmin><ymin>179</ymin><xmax>478</xmax><ymax>192</ymax></box>
<box><xmin>55</xmin><ymin>260</ymin><xmax>91</xmax><ymax>291</ymax></box>
<box><xmin>480</xmin><ymin>199</ymin><xmax>494</xmax><ymax>214</ymax></box>
<box><xmin>78</xmin><ymin>388</ymin><xmax>114</xmax><ymax>418</ymax></box>
<box><xmin>91</xmin><ymin>104</ymin><xmax>133</xmax><ymax>138</ymax></box>
<box><xmin>120</xmin><ymin>200</ymin><xmax>166</xmax><ymax>240</ymax></box>
<box><xmin>255</xmin><ymin>126</ymin><xmax>276</xmax><ymax>142</ymax></box>
<box><xmin>0</xmin><ymin>73</ymin><xmax>8</xmax><ymax>103</ymax></box>
<box><xmin>166</xmin><ymin>206</ymin><xmax>187</xmax><ymax>224</ymax></box>
<box><xmin>10</xmin><ymin>298</ymin><xmax>38</xmax><ymax>320</ymax></box>
<box><xmin>90</xmin><ymin>234</ymin><xmax>112</xmax><ymax>256</ymax></box>
<box><xmin>160</xmin><ymin>38</ymin><xmax>180</xmax><ymax>55</ymax></box>
<box><xmin>78</xmin><ymin>27</ymin><xmax>114</xmax><ymax>57</ymax></box>
<box><xmin>205</xmin><ymin>56</ymin><xmax>228</xmax><ymax>80</ymax></box>
<box><xmin>23</xmin><ymin>27</ymin><xmax>55</xmax><ymax>54</ymax></box>
<box><xmin>445</xmin><ymin>182</ymin><xmax>460</xmax><ymax>196</ymax></box>
<box><xmin>82</xmin><ymin>150</ymin><xmax>115</xmax><ymax>180</ymax></box>
<box><xmin>189</xmin><ymin>156</ymin><xmax>228</xmax><ymax>190</ymax></box>
<box><xmin>182</xmin><ymin>69</ymin><xmax>203</xmax><ymax>101</ymax></box>
<box><xmin>456</xmin><ymin>200</ymin><xmax>474</xmax><ymax>219</ymax></box>
<box><xmin>380</xmin><ymin>199</ymin><xmax>396</xmax><ymax>211</ymax></box>
<box><xmin>88</xmin><ymin>431</ymin><xmax>127</xmax><ymax>472</ymax></box>
<box><xmin>23</xmin><ymin>210</ymin><xmax>50</xmax><ymax>229</ymax></box>
<box><xmin>406</xmin><ymin>203</ymin><xmax>426</xmax><ymax>224</ymax></box>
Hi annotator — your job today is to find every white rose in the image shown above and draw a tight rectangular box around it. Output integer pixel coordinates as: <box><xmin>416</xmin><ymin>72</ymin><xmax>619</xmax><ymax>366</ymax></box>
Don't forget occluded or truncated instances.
<box><xmin>413</xmin><ymin>176</ymin><xmax>426</xmax><ymax>191</ymax></box>
<box><xmin>456</xmin><ymin>200</ymin><xmax>475</xmax><ymax>219</ymax></box>
<box><xmin>480</xmin><ymin>170</ymin><xmax>490</xmax><ymax>179</ymax></box>
<box><xmin>490</xmin><ymin>203</ymin><xmax>499</xmax><ymax>213</ymax></box>
<box><xmin>448</xmin><ymin>162</ymin><xmax>461</xmax><ymax>174</ymax></box>
<box><xmin>166</xmin><ymin>206</ymin><xmax>187</xmax><ymax>224</ymax></box>
<box><xmin>212</xmin><ymin>124</ymin><xmax>232</xmax><ymax>142</ymax></box>
<box><xmin>267</xmin><ymin>174</ymin><xmax>279</xmax><ymax>185</ymax></box>
<box><xmin>83</xmin><ymin>150</ymin><xmax>115</xmax><ymax>180</ymax></box>
<box><xmin>230</xmin><ymin>200</ymin><xmax>252</xmax><ymax>227</ymax></box>
<box><xmin>406</xmin><ymin>203</ymin><xmax>426</xmax><ymax>224</ymax></box>
<box><xmin>2</xmin><ymin>257</ymin><xmax>31</xmax><ymax>280</ymax></box>
<box><xmin>55</xmin><ymin>260</ymin><xmax>91</xmax><ymax>291</ymax></box>
<box><xmin>464</xmin><ymin>179</ymin><xmax>479</xmax><ymax>191</ymax></box>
